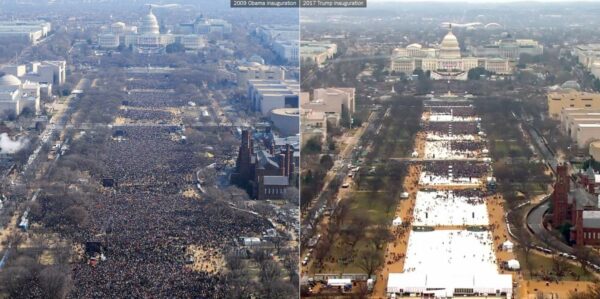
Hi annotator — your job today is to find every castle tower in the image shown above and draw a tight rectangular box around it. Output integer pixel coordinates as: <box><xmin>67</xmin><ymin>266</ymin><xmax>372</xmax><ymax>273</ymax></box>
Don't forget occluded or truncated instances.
<box><xmin>552</xmin><ymin>164</ymin><xmax>570</xmax><ymax>226</ymax></box>
<box><xmin>236</xmin><ymin>129</ymin><xmax>253</xmax><ymax>181</ymax></box>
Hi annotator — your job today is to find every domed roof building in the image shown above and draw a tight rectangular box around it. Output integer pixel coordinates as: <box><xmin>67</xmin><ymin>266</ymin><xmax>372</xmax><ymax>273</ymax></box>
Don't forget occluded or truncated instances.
<box><xmin>97</xmin><ymin>6</ymin><xmax>213</xmax><ymax>54</ymax></box>
<box><xmin>0</xmin><ymin>74</ymin><xmax>40</xmax><ymax>119</ymax></box>
<box><xmin>439</xmin><ymin>31</ymin><xmax>461</xmax><ymax>59</ymax></box>
<box><xmin>0</xmin><ymin>74</ymin><xmax>22</xmax><ymax>86</ymax></box>
<box><xmin>390</xmin><ymin>28</ymin><xmax>513</xmax><ymax>80</ymax></box>
<box><xmin>139</xmin><ymin>7</ymin><xmax>160</xmax><ymax>35</ymax></box>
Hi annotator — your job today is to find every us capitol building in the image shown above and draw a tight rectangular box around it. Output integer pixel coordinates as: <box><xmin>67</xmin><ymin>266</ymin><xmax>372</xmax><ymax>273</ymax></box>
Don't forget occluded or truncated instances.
<box><xmin>98</xmin><ymin>7</ymin><xmax>230</xmax><ymax>54</ymax></box>
<box><xmin>390</xmin><ymin>29</ymin><xmax>512</xmax><ymax>80</ymax></box>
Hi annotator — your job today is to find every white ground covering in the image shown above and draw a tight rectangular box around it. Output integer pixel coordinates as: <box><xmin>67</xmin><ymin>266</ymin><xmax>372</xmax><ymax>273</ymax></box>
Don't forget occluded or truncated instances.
<box><xmin>419</xmin><ymin>172</ymin><xmax>481</xmax><ymax>186</ymax></box>
<box><xmin>413</xmin><ymin>191</ymin><xmax>488</xmax><ymax>226</ymax></box>
<box><xmin>388</xmin><ymin>231</ymin><xmax>512</xmax><ymax>296</ymax></box>
<box><xmin>403</xmin><ymin>230</ymin><xmax>497</xmax><ymax>274</ymax></box>
<box><xmin>427</xmin><ymin>114</ymin><xmax>481</xmax><ymax>122</ymax></box>
<box><xmin>386</xmin><ymin>103</ymin><xmax>512</xmax><ymax>298</ymax></box>
<box><xmin>424</xmin><ymin>141</ymin><xmax>478</xmax><ymax>160</ymax></box>
<box><xmin>426</xmin><ymin>133</ymin><xmax>476</xmax><ymax>141</ymax></box>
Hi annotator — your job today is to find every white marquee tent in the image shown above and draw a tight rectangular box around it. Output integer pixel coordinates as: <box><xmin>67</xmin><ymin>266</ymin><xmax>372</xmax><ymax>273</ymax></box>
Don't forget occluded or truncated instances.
<box><xmin>387</xmin><ymin>273</ymin><xmax>513</xmax><ymax>298</ymax></box>
<box><xmin>327</xmin><ymin>278</ymin><xmax>352</xmax><ymax>287</ymax></box>
<box><xmin>502</xmin><ymin>240</ymin><xmax>514</xmax><ymax>252</ymax></box>
<box><xmin>507</xmin><ymin>259</ymin><xmax>520</xmax><ymax>270</ymax></box>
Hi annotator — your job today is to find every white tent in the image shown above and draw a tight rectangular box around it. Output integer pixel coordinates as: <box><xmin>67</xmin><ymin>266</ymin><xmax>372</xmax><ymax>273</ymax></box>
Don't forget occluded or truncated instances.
<box><xmin>327</xmin><ymin>278</ymin><xmax>352</xmax><ymax>287</ymax></box>
<box><xmin>243</xmin><ymin>237</ymin><xmax>261</xmax><ymax>246</ymax></box>
<box><xmin>367</xmin><ymin>278</ymin><xmax>374</xmax><ymax>291</ymax></box>
<box><xmin>502</xmin><ymin>240</ymin><xmax>514</xmax><ymax>252</ymax></box>
<box><xmin>392</xmin><ymin>216</ymin><xmax>402</xmax><ymax>226</ymax></box>
<box><xmin>387</xmin><ymin>273</ymin><xmax>513</xmax><ymax>298</ymax></box>
<box><xmin>507</xmin><ymin>259</ymin><xmax>520</xmax><ymax>270</ymax></box>
<box><xmin>400</xmin><ymin>192</ymin><xmax>410</xmax><ymax>199</ymax></box>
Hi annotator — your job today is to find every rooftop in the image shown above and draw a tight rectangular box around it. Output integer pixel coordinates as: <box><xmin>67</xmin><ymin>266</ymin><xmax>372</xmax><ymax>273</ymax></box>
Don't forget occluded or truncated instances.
<box><xmin>263</xmin><ymin>175</ymin><xmax>288</xmax><ymax>186</ymax></box>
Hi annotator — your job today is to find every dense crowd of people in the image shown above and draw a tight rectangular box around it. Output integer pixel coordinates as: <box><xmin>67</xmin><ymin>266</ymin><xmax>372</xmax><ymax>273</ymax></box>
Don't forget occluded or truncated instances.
<box><xmin>63</xmin><ymin>77</ymin><xmax>273</xmax><ymax>298</ymax></box>
<box><xmin>424</xmin><ymin>101</ymin><xmax>472</xmax><ymax>107</ymax></box>
<box><xmin>425</xmin><ymin>121</ymin><xmax>479</xmax><ymax>135</ymax></box>
<box><xmin>126</xmin><ymin>78</ymin><xmax>175</xmax><ymax>90</ymax></box>
<box><xmin>104</xmin><ymin>126</ymin><xmax>195</xmax><ymax>190</ymax></box>
<box><xmin>69</xmin><ymin>192</ymin><xmax>271</xmax><ymax>298</ymax></box>
<box><xmin>124</xmin><ymin>90</ymin><xmax>195</xmax><ymax>108</ymax></box>
<box><xmin>429</xmin><ymin>106</ymin><xmax>475</xmax><ymax>117</ymax></box>
<box><xmin>422</xmin><ymin>161</ymin><xmax>488</xmax><ymax>179</ymax></box>
<box><xmin>120</xmin><ymin>109</ymin><xmax>175</xmax><ymax>122</ymax></box>
<box><xmin>450</xmin><ymin>140</ymin><xmax>485</xmax><ymax>152</ymax></box>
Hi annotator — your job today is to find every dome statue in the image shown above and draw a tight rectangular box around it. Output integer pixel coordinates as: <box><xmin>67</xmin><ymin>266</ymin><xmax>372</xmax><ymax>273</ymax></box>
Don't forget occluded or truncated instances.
<box><xmin>140</xmin><ymin>7</ymin><xmax>160</xmax><ymax>35</ymax></box>
<box><xmin>0</xmin><ymin>74</ymin><xmax>22</xmax><ymax>86</ymax></box>
<box><xmin>438</xmin><ymin>30</ymin><xmax>461</xmax><ymax>59</ymax></box>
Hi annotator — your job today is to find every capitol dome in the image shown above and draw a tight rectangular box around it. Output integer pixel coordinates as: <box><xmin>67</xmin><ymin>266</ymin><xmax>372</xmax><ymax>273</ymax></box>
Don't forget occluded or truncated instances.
<box><xmin>139</xmin><ymin>8</ymin><xmax>160</xmax><ymax>35</ymax></box>
<box><xmin>438</xmin><ymin>30</ymin><xmax>461</xmax><ymax>59</ymax></box>
<box><xmin>111</xmin><ymin>22</ymin><xmax>126</xmax><ymax>28</ymax></box>
<box><xmin>0</xmin><ymin>74</ymin><xmax>22</xmax><ymax>86</ymax></box>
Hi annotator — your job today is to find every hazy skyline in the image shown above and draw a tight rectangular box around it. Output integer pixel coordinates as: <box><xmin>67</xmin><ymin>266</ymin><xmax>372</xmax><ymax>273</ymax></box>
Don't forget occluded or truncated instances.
<box><xmin>369</xmin><ymin>0</ymin><xmax>600</xmax><ymax>2</ymax></box>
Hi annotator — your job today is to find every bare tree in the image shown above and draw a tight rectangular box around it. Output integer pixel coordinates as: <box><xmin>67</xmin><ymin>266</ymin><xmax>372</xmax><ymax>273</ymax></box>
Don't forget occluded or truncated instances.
<box><xmin>383</xmin><ymin>192</ymin><xmax>397</xmax><ymax>214</ymax></box>
<box><xmin>64</xmin><ymin>205</ymin><xmax>88</xmax><ymax>227</ymax></box>
<box><xmin>262</xmin><ymin>279</ymin><xmax>296</xmax><ymax>299</ymax></box>
<box><xmin>6</xmin><ymin>231</ymin><xmax>25</xmax><ymax>253</ymax></box>
<box><xmin>284</xmin><ymin>187</ymin><xmax>299</xmax><ymax>205</ymax></box>
<box><xmin>0</xmin><ymin>266</ymin><xmax>35</xmax><ymax>298</ymax></box>
<box><xmin>569</xmin><ymin>281</ymin><xmax>600</xmax><ymax>299</ymax></box>
<box><xmin>225</xmin><ymin>266</ymin><xmax>256</xmax><ymax>299</ymax></box>
<box><xmin>226</xmin><ymin>253</ymin><xmax>244</xmax><ymax>271</ymax></box>
<box><xmin>252</xmin><ymin>248</ymin><xmax>271</xmax><ymax>265</ymax></box>
<box><xmin>551</xmin><ymin>253</ymin><xmax>568</xmax><ymax>277</ymax></box>
<box><xmin>271</xmin><ymin>233</ymin><xmax>285</xmax><ymax>254</ymax></box>
<box><xmin>342</xmin><ymin>213</ymin><xmax>368</xmax><ymax>249</ymax></box>
<box><xmin>573</xmin><ymin>245</ymin><xmax>593</xmax><ymax>272</ymax></box>
<box><xmin>334</xmin><ymin>198</ymin><xmax>351</xmax><ymax>226</ymax></box>
<box><xmin>314</xmin><ymin>237</ymin><xmax>331</xmax><ymax>266</ymax></box>
<box><xmin>259</xmin><ymin>259</ymin><xmax>282</xmax><ymax>285</ymax></box>
<box><xmin>281</xmin><ymin>249</ymin><xmax>298</xmax><ymax>282</ymax></box>
<box><xmin>356</xmin><ymin>250</ymin><xmax>382</xmax><ymax>278</ymax></box>
<box><xmin>38</xmin><ymin>265</ymin><xmax>73</xmax><ymax>299</ymax></box>
<box><xmin>370</xmin><ymin>225</ymin><xmax>392</xmax><ymax>250</ymax></box>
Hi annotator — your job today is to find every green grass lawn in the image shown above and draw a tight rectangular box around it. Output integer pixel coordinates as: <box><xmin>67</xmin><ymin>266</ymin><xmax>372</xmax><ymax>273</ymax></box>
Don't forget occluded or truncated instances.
<box><xmin>515</xmin><ymin>249</ymin><xmax>596</xmax><ymax>281</ymax></box>
<box><xmin>310</xmin><ymin>99</ymin><xmax>420</xmax><ymax>274</ymax></box>
<box><xmin>349</xmin><ymin>191</ymin><xmax>396</xmax><ymax>224</ymax></box>
<box><xmin>311</xmin><ymin>190</ymin><xmax>395</xmax><ymax>274</ymax></box>
<box><xmin>493</xmin><ymin>140</ymin><xmax>528</xmax><ymax>158</ymax></box>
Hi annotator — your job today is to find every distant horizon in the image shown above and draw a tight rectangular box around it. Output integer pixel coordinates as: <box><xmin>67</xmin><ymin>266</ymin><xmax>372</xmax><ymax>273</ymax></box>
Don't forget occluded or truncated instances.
<box><xmin>369</xmin><ymin>0</ymin><xmax>600</xmax><ymax>2</ymax></box>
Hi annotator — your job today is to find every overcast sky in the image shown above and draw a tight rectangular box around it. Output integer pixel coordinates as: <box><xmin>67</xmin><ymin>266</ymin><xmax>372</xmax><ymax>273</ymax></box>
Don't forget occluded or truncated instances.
<box><xmin>368</xmin><ymin>0</ymin><xmax>600</xmax><ymax>2</ymax></box>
